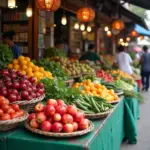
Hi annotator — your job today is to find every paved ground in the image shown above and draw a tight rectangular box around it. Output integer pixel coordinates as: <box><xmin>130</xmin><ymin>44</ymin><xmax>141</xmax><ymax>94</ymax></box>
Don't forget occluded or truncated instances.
<box><xmin>121</xmin><ymin>91</ymin><xmax>150</xmax><ymax>150</ymax></box>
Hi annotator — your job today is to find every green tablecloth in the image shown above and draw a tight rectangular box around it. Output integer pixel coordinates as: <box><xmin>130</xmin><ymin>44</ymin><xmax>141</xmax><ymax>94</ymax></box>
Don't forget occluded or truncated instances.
<box><xmin>0</xmin><ymin>97</ymin><xmax>139</xmax><ymax>150</ymax></box>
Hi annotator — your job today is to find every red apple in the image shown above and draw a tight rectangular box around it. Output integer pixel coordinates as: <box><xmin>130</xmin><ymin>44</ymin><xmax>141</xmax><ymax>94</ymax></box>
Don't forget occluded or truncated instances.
<box><xmin>0</xmin><ymin>113</ymin><xmax>10</xmax><ymax>120</ymax></box>
<box><xmin>40</xmin><ymin>121</ymin><xmax>52</xmax><ymax>132</ymax></box>
<box><xmin>11</xmin><ymin>104</ymin><xmax>19</xmax><ymax>111</ymax></box>
<box><xmin>28</xmin><ymin>113</ymin><xmax>36</xmax><ymax>121</ymax></box>
<box><xmin>74</xmin><ymin>111</ymin><xmax>85</xmax><ymax>123</ymax></box>
<box><xmin>67</xmin><ymin>105</ymin><xmax>77</xmax><ymax>116</ymax></box>
<box><xmin>52</xmin><ymin>113</ymin><xmax>61</xmax><ymax>122</ymax></box>
<box><xmin>72</xmin><ymin>122</ymin><xmax>78</xmax><ymax>131</ymax></box>
<box><xmin>79</xmin><ymin>119</ymin><xmax>89</xmax><ymax>130</ymax></box>
<box><xmin>34</xmin><ymin>103</ymin><xmax>45</xmax><ymax>113</ymax></box>
<box><xmin>56</xmin><ymin>105</ymin><xmax>67</xmax><ymax>115</ymax></box>
<box><xmin>47</xmin><ymin>99</ymin><xmax>58</xmax><ymax>108</ymax></box>
<box><xmin>30</xmin><ymin>119</ymin><xmax>39</xmax><ymax>129</ymax></box>
<box><xmin>1</xmin><ymin>104</ymin><xmax>10</xmax><ymax>112</ymax></box>
<box><xmin>63</xmin><ymin>124</ymin><xmax>74</xmax><ymax>133</ymax></box>
<box><xmin>52</xmin><ymin>122</ymin><xmax>63</xmax><ymax>133</ymax></box>
<box><xmin>36</xmin><ymin>112</ymin><xmax>47</xmax><ymax>123</ymax></box>
<box><xmin>62</xmin><ymin>114</ymin><xmax>73</xmax><ymax>124</ymax></box>
<box><xmin>7</xmin><ymin>108</ymin><xmax>15</xmax><ymax>114</ymax></box>
<box><xmin>57</xmin><ymin>99</ymin><xmax>65</xmax><ymax>106</ymax></box>
<box><xmin>0</xmin><ymin>109</ymin><xmax>3</xmax><ymax>117</ymax></box>
<box><xmin>45</xmin><ymin>105</ymin><xmax>55</xmax><ymax>117</ymax></box>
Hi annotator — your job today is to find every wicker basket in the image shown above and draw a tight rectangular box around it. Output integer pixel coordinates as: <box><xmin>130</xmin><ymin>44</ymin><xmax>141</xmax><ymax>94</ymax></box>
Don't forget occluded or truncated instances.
<box><xmin>108</xmin><ymin>98</ymin><xmax>120</xmax><ymax>104</ymax></box>
<box><xmin>0</xmin><ymin>112</ymin><xmax>28</xmax><ymax>132</ymax></box>
<box><xmin>64</xmin><ymin>79</ymin><xmax>74</xmax><ymax>87</ymax></box>
<box><xmin>115</xmin><ymin>91</ymin><xmax>124</xmax><ymax>96</ymax></box>
<box><xmin>85</xmin><ymin>109</ymin><xmax>113</xmax><ymax>120</ymax></box>
<box><xmin>11</xmin><ymin>94</ymin><xmax>45</xmax><ymax>112</ymax></box>
<box><xmin>25</xmin><ymin>121</ymin><xmax>94</xmax><ymax>138</ymax></box>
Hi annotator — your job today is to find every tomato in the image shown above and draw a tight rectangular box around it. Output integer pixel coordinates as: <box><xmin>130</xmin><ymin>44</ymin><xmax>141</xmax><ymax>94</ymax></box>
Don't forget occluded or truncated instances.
<box><xmin>0</xmin><ymin>99</ymin><xmax>9</xmax><ymax>106</ymax></box>
<box><xmin>7</xmin><ymin>108</ymin><xmax>15</xmax><ymax>114</ymax></box>
<box><xmin>10</xmin><ymin>104</ymin><xmax>19</xmax><ymax>111</ymax></box>
<box><xmin>67</xmin><ymin>105</ymin><xmax>77</xmax><ymax>116</ymax></box>
<box><xmin>0</xmin><ymin>113</ymin><xmax>11</xmax><ymax>120</ymax></box>
<box><xmin>0</xmin><ymin>96</ymin><xmax>6</xmax><ymax>101</ymax></box>
<box><xmin>17</xmin><ymin>110</ymin><xmax>24</xmax><ymax>117</ymax></box>
<box><xmin>10</xmin><ymin>112</ymin><xmax>20</xmax><ymax>119</ymax></box>
<box><xmin>1</xmin><ymin>104</ymin><xmax>10</xmax><ymax>112</ymax></box>
<box><xmin>0</xmin><ymin>109</ymin><xmax>3</xmax><ymax>117</ymax></box>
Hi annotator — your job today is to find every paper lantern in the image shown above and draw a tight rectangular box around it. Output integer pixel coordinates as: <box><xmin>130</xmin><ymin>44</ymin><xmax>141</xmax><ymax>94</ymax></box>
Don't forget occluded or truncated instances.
<box><xmin>26</xmin><ymin>5</ymin><xmax>33</xmax><ymax>17</ymax></box>
<box><xmin>87</xmin><ymin>26</ymin><xmax>92</xmax><ymax>32</ymax></box>
<box><xmin>61</xmin><ymin>15</ymin><xmax>67</xmax><ymax>25</ymax></box>
<box><xmin>74</xmin><ymin>22</ymin><xmax>80</xmax><ymax>30</ymax></box>
<box><xmin>77</xmin><ymin>7</ymin><xmax>95</xmax><ymax>23</ymax></box>
<box><xmin>131</xmin><ymin>30</ymin><xmax>138</xmax><ymax>37</ymax></box>
<box><xmin>8</xmin><ymin>0</ymin><xmax>16</xmax><ymax>8</ymax></box>
<box><xmin>126</xmin><ymin>37</ymin><xmax>130</xmax><ymax>42</ymax></box>
<box><xmin>37</xmin><ymin>0</ymin><xmax>61</xmax><ymax>11</ymax></box>
<box><xmin>107</xmin><ymin>31</ymin><xmax>112</xmax><ymax>37</ymax></box>
<box><xmin>112</xmin><ymin>19</ymin><xmax>124</xmax><ymax>31</ymax></box>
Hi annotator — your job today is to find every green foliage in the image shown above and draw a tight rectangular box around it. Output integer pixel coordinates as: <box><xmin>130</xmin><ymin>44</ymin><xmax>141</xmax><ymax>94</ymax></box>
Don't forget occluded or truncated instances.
<box><xmin>0</xmin><ymin>44</ymin><xmax>13</xmax><ymax>70</ymax></box>
<box><xmin>44</xmin><ymin>47</ymin><xmax>66</xmax><ymax>58</ymax></box>
<box><xmin>33</xmin><ymin>59</ymin><xmax>68</xmax><ymax>80</ymax></box>
<box><xmin>129</xmin><ymin>51</ymin><xmax>136</xmax><ymax>60</ymax></box>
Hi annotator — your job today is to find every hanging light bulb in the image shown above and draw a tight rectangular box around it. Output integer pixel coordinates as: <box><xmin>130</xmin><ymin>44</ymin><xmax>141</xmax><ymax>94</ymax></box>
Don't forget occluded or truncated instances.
<box><xmin>124</xmin><ymin>42</ymin><xmax>129</xmax><ymax>47</ymax></box>
<box><xmin>104</xmin><ymin>26</ymin><xmax>109</xmax><ymax>32</ymax></box>
<box><xmin>8</xmin><ymin>0</ymin><xmax>16</xmax><ymax>8</ymax></box>
<box><xmin>26</xmin><ymin>5</ymin><xmax>32</xmax><ymax>17</ymax></box>
<box><xmin>107</xmin><ymin>31</ymin><xmax>112</xmax><ymax>37</ymax></box>
<box><xmin>87</xmin><ymin>26</ymin><xmax>92</xmax><ymax>32</ymax></box>
<box><xmin>61</xmin><ymin>15</ymin><xmax>67</xmax><ymax>25</ymax></box>
<box><xmin>80</xmin><ymin>24</ymin><xmax>85</xmax><ymax>31</ymax></box>
<box><xmin>119</xmin><ymin>38</ymin><xmax>123</xmax><ymax>42</ymax></box>
<box><xmin>126</xmin><ymin>37</ymin><xmax>130</xmax><ymax>42</ymax></box>
<box><xmin>74</xmin><ymin>22</ymin><xmax>80</xmax><ymax>30</ymax></box>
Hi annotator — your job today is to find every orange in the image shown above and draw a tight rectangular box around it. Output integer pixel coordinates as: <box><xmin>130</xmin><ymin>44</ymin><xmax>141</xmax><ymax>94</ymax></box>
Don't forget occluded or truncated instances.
<box><xmin>97</xmin><ymin>88</ymin><xmax>102</xmax><ymax>94</ymax></box>
<box><xmin>21</xmin><ymin>70</ymin><xmax>26</xmax><ymax>75</ymax></box>
<box><xmin>94</xmin><ymin>84</ymin><xmax>101</xmax><ymax>88</ymax></box>
<box><xmin>13</xmin><ymin>64</ymin><xmax>20</xmax><ymax>70</ymax></box>
<box><xmin>20</xmin><ymin>60</ymin><xmax>27</xmax><ymax>66</ymax></box>
<box><xmin>18</xmin><ymin>56</ymin><xmax>25</xmax><ymax>62</ymax></box>
<box><xmin>43</xmin><ymin>71</ymin><xmax>48</xmax><ymax>77</ymax></box>
<box><xmin>39</xmin><ymin>67</ymin><xmax>45</xmax><ymax>72</ymax></box>
<box><xmin>21</xmin><ymin>65</ymin><xmax>28</xmax><ymax>70</ymax></box>
<box><xmin>25</xmin><ymin>57</ymin><xmax>31</xmax><ymax>62</ymax></box>
<box><xmin>34</xmin><ymin>72</ymin><xmax>41</xmax><ymax>78</ymax></box>
<box><xmin>27</xmin><ymin>62</ymin><xmax>34</xmax><ymax>67</ymax></box>
<box><xmin>12</xmin><ymin>59</ymin><xmax>18</xmax><ymax>64</ymax></box>
<box><xmin>26</xmin><ymin>67</ymin><xmax>33</xmax><ymax>73</ymax></box>
<box><xmin>84</xmin><ymin>86</ymin><xmax>90</xmax><ymax>91</ymax></box>
<box><xmin>7</xmin><ymin>64</ymin><xmax>13</xmax><ymax>69</ymax></box>
<box><xmin>27</xmin><ymin>72</ymin><xmax>34</xmax><ymax>77</ymax></box>
<box><xmin>92</xmin><ymin>91</ymin><xmax>97</xmax><ymax>95</ymax></box>
<box><xmin>33</xmin><ymin>66</ymin><xmax>39</xmax><ymax>72</ymax></box>
<box><xmin>90</xmin><ymin>86</ymin><xmax>95</xmax><ymax>92</ymax></box>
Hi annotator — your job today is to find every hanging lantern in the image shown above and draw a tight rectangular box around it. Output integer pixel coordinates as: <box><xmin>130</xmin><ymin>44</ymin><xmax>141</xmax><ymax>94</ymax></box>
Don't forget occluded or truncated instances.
<box><xmin>61</xmin><ymin>15</ymin><xmax>67</xmax><ymax>25</ymax></box>
<box><xmin>37</xmin><ymin>0</ymin><xmax>61</xmax><ymax>11</ymax></box>
<box><xmin>74</xmin><ymin>22</ymin><xmax>80</xmax><ymax>30</ymax></box>
<box><xmin>130</xmin><ymin>30</ymin><xmax>138</xmax><ymax>37</ymax></box>
<box><xmin>8</xmin><ymin>0</ymin><xmax>16</xmax><ymax>8</ymax></box>
<box><xmin>87</xmin><ymin>26</ymin><xmax>92</xmax><ymax>32</ymax></box>
<box><xmin>112</xmin><ymin>19</ymin><xmax>124</xmax><ymax>31</ymax></box>
<box><xmin>126</xmin><ymin>37</ymin><xmax>130</xmax><ymax>42</ymax></box>
<box><xmin>80</xmin><ymin>24</ymin><xmax>85</xmax><ymax>31</ymax></box>
<box><xmin>107</xmin><ymin>31</ymin><xmax>112</xmax><ymax>37</ymax></box>
<box><xmin>119</xmin><ymin>38</ymin><xmax>123</xmax><ymax>42</ymax></box>
<box><xmin>26</xmin><ymin>5</ymin><xmax>33</xmax><ymax>17</ymax></box>
<box><xmin>139</xmin><ymin>35</ymin><xmax>144</xmax><ymax>40</ymax></box>
<box><xmin>104</xmin><ymin>26</ymin><xmax>109</xmax><ymax>32</ymax></box>
<box><xmin>77</xmin><ymin>7</ymin><xmax>95</xmax><ymax>23</ymax></box>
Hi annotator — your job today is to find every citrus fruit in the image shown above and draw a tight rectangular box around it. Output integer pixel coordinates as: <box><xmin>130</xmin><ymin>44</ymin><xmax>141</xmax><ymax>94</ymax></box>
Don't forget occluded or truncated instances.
<box><xmin>39</xmin><ymin>67</ymin><xmax>45</xmax><ymax>72</ymax></box>
<box><xmin>33</xmin><ymin>66</ymin><xmax>39</xmax><ymax>72</ymax></box>
<box><xmin>12</xmin><ymin>59</ymin><xmax>18</xmax><ymax>64</ymax></box>
<box><xmin>27</xmin><ymin>62</ymin><xmax>34</xmax><ymax>67</ymax></box>
<box><xmin>25</xmin><ymin>57</ymin><xmax>31</xmax><ymax>62</ymax></box>
<box><xmin>13</xmin><ymin>64</ymin><xmax>20</xmax><ymax>70</ymax></box>
<box><xmin>21</xmin><ymin>65</ymin><xmax>28</xmax><ymax>70</ymax></box>
<box><xmin>18</xmin><ymin>56</ymin><xmax>25</xmax><ymax>62</ymax></box>
<box><xmin>7</xmin><ymin>64</ymin><xmax>13</xmax><ymax>69</ymax></box>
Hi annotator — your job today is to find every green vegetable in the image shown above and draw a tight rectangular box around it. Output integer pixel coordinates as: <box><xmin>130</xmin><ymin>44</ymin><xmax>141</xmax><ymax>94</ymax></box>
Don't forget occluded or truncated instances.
<box><xmin>0</xmin><ymin>44</ymin><xmax>13</xmax><ymax>70</ymax></box>
<box><xmin>33</xmin><ymin>58</ymin><xmax>68</xmax><ymax>80</ymax></box>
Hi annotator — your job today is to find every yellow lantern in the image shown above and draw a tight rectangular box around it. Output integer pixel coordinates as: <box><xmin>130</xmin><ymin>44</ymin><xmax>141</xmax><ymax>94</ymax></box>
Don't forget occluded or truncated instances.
<box><xmin>131</xmin><ymin>30</ymin><xmax>138</xmax><ymax>37</ymax></box>
<box><xmin>112</xmin><ymin>19</ymin><xmax>124</xmax><ymax>30</ymax></box>
<box><xmin>77</xmin><ymin>7</ymin><xmax>95</xmax><ymax>23</ymax></box>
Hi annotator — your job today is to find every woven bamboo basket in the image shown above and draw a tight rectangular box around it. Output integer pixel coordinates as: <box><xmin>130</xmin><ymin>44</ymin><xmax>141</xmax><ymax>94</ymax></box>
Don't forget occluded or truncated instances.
<box><xmin>85</xmin><ymin>109</ymin><xmax>113</xmax><ymax>120</ymax></box>
<box><xmin>115</xmin><ymin>91</ymin><xmax>124</xmax><ymax>96</ymax></box>
<box><xmin>11</xmin><ymin>94</ymin><xmax>45</xmax><ymax>112</ymax></box>
<box><xmin>25</xmin><ymin>121</ymin><xmax>94</xmax><ymax>138</ymax></box>
<box><xmin>0</xmin><ymin>112</ymin><xmax>28</xmax><ymax>132</ymax></box>
<box><xmin>108</xmin><ymin>98</ymin><xmax>120</xmax><ymax>104</ymax></box>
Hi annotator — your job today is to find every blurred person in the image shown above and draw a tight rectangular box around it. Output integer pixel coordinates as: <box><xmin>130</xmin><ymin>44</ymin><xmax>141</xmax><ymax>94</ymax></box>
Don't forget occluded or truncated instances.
<box><xmin>2</xmin><ymin>31</ymin><xmax>22</xmax><ymax>59</ymax></box>
<box><xmin>115</xmin><ymin>45</ymin><xmax>133</xmax><ymax>75</ymax></box>
<box><xmin>140</xmin><ymin>46</ymin><xmax>150</xmax><ymax>91</ymax></box>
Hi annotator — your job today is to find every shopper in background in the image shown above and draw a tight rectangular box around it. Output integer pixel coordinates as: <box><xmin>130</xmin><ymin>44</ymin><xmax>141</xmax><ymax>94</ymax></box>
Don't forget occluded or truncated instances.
<box><xmin>115</xmin><ymin>45</ymin><xmax>133</xmax><ymax>75</ymax></box>
<box><xmin>2</xmin><ymin>31</ymin><xmax>22</xmax><ymax>59</ymax></box>
<box><xmin>140</xmin><ymin>46</ymin><xmax>150</xmax><ymax>91</ymax></box>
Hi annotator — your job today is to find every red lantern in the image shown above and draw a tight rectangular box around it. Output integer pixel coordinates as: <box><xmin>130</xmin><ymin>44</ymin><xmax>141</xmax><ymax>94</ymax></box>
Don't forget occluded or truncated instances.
<box><xmin>37</xmin><ymin>0</ymin><xmax>61</xmax><ymax>11</ymax></box>
<box><xmin>112</xmin><ymin>19</ymin><xmax>124</xmax><ymax>30</ymax></box>
<box><xmin>131</xmin><ymin>30</ymin><xmax>138</xmax><ymax>37</ymax></box>
<box><xmin>77</xmin><ymin>7</ymin><xmax>95</xmax><ymax>23</ymax></box>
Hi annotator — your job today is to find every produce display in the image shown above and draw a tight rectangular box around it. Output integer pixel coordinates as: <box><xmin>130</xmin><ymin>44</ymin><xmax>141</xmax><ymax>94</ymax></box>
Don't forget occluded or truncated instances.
<box><xmin>33</xmin><ymin>59</ymin><xmax>68</xmax><ymax>80</ymax></box>
<box><xmin>7</xmin><ymin>56</ymin><xmax>53</xmax><ymax>81</ymax></box>
<box><xmin>108</xmin><ymin>70</ymin><xmax>133</xmax><ymax>80</ymax></box>
<box><xmin>114</xmin><ymin>80</ymin><xmax>134</xmax><ymax>91</ymax></box>
<box><xmin>0</xmin><ymin>44</ymin><xmax>13</xmax><ymax>70</ymax></box>
<box><xmin>74</xmin><ymin>95</ymin><xmax>113</xmax><ymax>114</ymax></box>
<box><xmin>0</xmin><ymin>69</ymin><xmax>45</xmax><ymax>102</ymax></box>
<box><xmin>0</xmin><ymin>96</ymin><xmax>25</xmax><ymax>120</ymax></box>
<box><xmin>96</xmin><ymin>69</ymin><xmax>114</xmax><ymax>82</ymax></box>
<box><xmin>28</xmin><ymin>99</ymin><xmax>91</xmax><ymax>133</ymax></box>
<box><xmin>73</xmin><ymin>80</ymin><xmax>119</xmax><ymax>102</ymax></box>
<box><xmin>51</xmin><ymin>57</ymin><xmax>95</xmax><ymax>76</ymax></box>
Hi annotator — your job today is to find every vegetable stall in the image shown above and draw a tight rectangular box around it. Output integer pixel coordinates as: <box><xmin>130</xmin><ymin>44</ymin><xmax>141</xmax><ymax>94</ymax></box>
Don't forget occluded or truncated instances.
<box><xmin>0</xmin><ymin>45</ymin><xmax>142</xmax><ymax>150</ymax></box>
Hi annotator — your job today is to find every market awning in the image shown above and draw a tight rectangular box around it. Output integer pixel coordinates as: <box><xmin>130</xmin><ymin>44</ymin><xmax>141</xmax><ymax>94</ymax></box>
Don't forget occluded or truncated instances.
<box><xmin>121</xmin><ymin>0</ymin><xmax>150</xmax><ymax>10</ymax></box>
<box><xmin>135</xmin><ymin>24</ymin><xmax>150</xmax><ymax>36</ymax></box>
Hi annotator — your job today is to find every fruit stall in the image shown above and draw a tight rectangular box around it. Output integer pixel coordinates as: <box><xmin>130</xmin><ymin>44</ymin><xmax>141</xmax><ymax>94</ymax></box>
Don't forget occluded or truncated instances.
<box><xmin>0</xmin><ymin>44</ymin><xmax>142</xmax><ymax>150</ymax></box>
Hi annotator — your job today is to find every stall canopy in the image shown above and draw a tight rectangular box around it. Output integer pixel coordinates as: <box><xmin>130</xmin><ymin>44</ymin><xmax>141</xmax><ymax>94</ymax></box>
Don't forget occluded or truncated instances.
<box><xmin>121</xmin><ymin>0</ymin><xmax>150</xmax><ymax>10</ymax></box>
<box><xmin>135</xmin><ymin>24</ymin><xmax>150</xmax><ymax>36</ymax></box>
